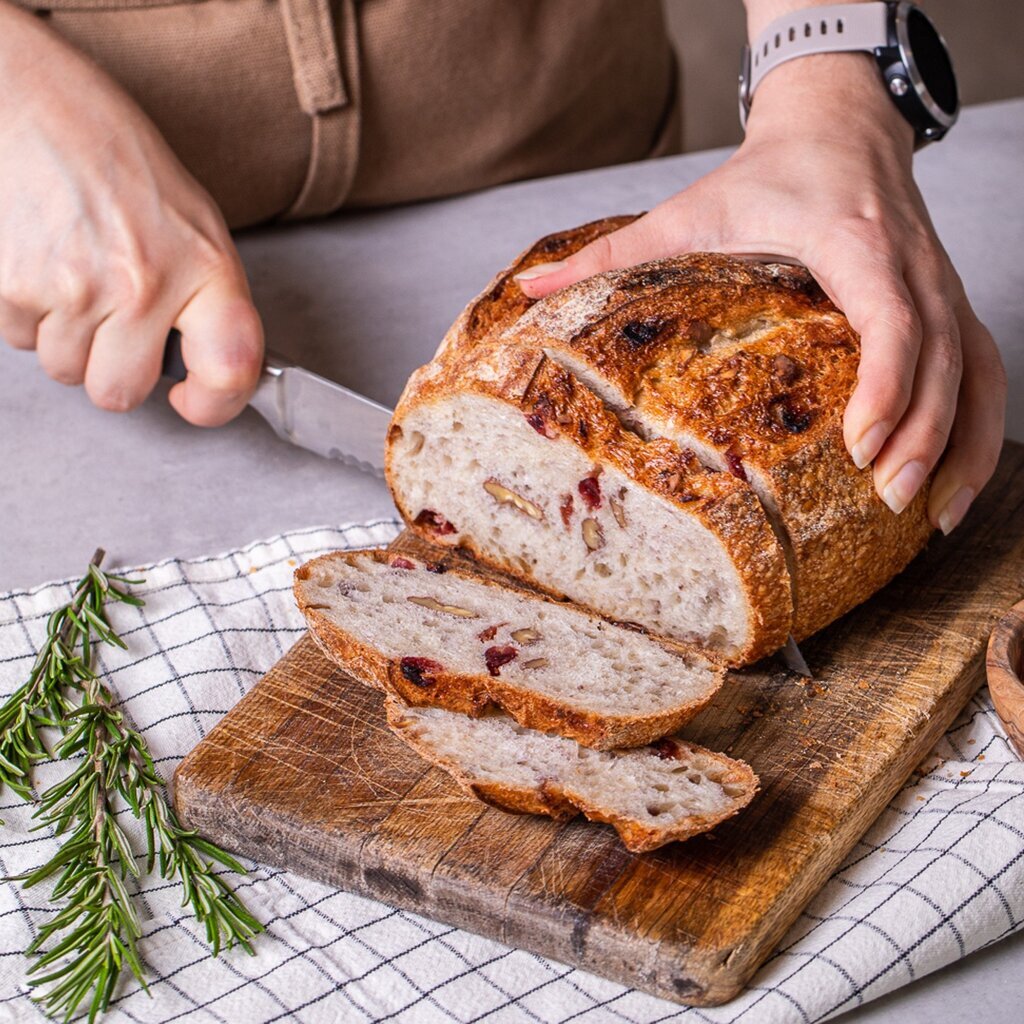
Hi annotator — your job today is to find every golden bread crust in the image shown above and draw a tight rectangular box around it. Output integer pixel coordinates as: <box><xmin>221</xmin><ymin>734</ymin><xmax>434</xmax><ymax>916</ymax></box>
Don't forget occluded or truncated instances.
<box><xmin>386</xmin><ymin>219</ymin><xmax>932</xmax><ymax>662</ymax></box>
<box><xmin>434</xmin><ymin>214</ymin><xmax>641</xmax><ymax>365</ymax></box>
<box><xmin>500</xmin><ymin>249</ymin><xmax>934</xmax><ymax>638</ymax></box>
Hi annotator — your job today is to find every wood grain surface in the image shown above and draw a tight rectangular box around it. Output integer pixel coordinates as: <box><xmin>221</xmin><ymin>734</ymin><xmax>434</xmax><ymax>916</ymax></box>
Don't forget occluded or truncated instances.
<box><xmin>173</xmin><ymin>441</ymin><xmax>1024</xmax><ymax>1007</ymax></box>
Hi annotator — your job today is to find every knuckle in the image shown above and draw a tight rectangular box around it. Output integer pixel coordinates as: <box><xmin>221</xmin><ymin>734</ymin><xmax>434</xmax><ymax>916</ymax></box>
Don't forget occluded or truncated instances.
<box><xmin>0</xmin><ymin>274</ymin><xmax>36</xmax><ymax>312</ymax></box>
<box><xmin>860</xmin><ymin>303</ymin><xmax>920</xmax><ymax>349</ymax></box>
<box><xmin>50</xmin><ymin>366</ymin><xmax>86</xmax><ymax>387</ymax></box>
<box><xmin>88</xmin><ymin>381</ymin><xmax>142</xmax><ymax>414</ymax></box>
<box><xmin>112</xmin><ymin>265</ymin><xmax>163</xmax><ymax>321</ymax></box>
<box><xmin>575</xmin><ymin>233</ymin><xmax>615</xmax><ymax>274</ymax></box>
<box><xmin>55</xmin><ymin>269</ymin><xmax>96</xmax><ymax>316</ymax></box>
<box><xmin>860</xmin><ymin>376</ymin><xmax>913</xmax><ymax>418</ymax></box>
<box><xmin>37</xmin><ymin>346</ymin><xmax>86</xmax><ymax>386</ymax></box>
<box><xmin>976</xmin><ymin>349</ymin><xmax>1008</xmax><ymax>395</ymax></box>
<box><xmin>928</xmin><ymin>330</ymin><xmax>963</xmax><ymax>386</ymax></box>
<box><xmin>913</xmin><ymin>418</ymin><xmax>954</xmax><ymax>462</ymax></box>
<box><xmin>832</xmin><ymin>215</ymin><xmax>890</xmax><ymax>253</ymax></box>
<box><xmin>0</xmin><ymin>321</ymin><xmax>36</xmax><ymax>351</ymax></box>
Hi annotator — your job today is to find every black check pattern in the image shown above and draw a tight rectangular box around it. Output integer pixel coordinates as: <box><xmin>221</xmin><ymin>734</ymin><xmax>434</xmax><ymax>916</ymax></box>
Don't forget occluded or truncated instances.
<box><xmin>1</xmin><ymin>522</ymin><xmax>1022</xmax><ymax>1024</ymax></box>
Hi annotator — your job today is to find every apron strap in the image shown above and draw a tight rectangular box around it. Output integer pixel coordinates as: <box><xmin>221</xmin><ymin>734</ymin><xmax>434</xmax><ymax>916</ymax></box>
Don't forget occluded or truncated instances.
<box><xmin>280</xmin><ymin>0</ymin><xmax>362</xmax><ymax>218</ymax></box>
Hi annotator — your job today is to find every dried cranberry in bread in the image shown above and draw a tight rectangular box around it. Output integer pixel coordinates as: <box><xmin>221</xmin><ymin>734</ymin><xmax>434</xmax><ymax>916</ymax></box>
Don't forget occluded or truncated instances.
<box><xmin>386</xmin><ymin>341</ymin><xmax>792</xmax><ymax>665</ymax></box>
<box><xmin>386</xmin><ymin>699</ymin><xmax>758</xmax><ymax>853</ymax></box>
<box><xmin>295</xmin><ymin>549</ymin><xmax>726</xmax><ymax>749</ymax></box>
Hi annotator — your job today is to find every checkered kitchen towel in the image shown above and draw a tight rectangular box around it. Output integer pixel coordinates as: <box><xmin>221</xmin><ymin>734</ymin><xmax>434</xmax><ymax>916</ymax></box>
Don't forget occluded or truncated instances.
<box><xmin>1</xmin><ymin>520</ymin><xmax>1022</xmax><ymax>1024</ymax></box>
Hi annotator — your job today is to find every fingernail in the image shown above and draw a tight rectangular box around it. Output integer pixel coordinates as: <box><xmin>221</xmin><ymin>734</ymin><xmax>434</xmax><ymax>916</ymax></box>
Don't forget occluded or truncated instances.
<box><xmin>938</xmin><ymin>486</ymin><xmax>974</xmax><ymax>536</ymax></box>
<box><xmin>513</xmin><ymin>261</ymin><xmax>567</xmax><ymax>282</ymax></box>
<box><xmin>850</xmin><ymin>422</ymin><xmax>889</xmax><ymax>470</ymax></box>
<box><xmin>881</xmin><ymin>460</ymin><xmax>928</xmax><ymax>515</ymax></box>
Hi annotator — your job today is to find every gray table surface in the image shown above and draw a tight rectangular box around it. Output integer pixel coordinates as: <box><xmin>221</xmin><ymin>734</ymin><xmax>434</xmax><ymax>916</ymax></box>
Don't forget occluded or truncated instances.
<box><xmin>2</xmin><ymin>98</ymin><xmax>1022</xmax><ymax>1021</ymax></box>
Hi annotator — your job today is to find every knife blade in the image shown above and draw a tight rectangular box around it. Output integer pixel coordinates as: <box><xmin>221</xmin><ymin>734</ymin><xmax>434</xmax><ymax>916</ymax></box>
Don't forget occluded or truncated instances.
<box><xmin>162</xmin><ymin>329</ymin><xmax>392</xmax><ymax>476</ymax></box>
<box><xmin>779</xmin><ymin>634</ymin><xmax>812</xmax><ymax>678</ymax></box>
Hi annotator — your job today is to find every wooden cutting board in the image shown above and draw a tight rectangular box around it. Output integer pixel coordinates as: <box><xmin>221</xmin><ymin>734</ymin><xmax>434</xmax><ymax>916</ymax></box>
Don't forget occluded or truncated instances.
<box><xmin>173</xmin><ymin>441</ymin><xmax>1024</xmax><ymax>1007</ymax></box>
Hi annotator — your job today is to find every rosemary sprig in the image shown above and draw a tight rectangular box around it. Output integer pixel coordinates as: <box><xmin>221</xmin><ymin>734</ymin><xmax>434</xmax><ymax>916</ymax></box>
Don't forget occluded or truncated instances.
<box><xmin>0</xmin><ymin>550</ymin><xmax>114</xmax><ymax>819</ymax></box>
<box><xmin>1</xmin><ymin>551</ymin><xmax>262</xmax><ymax>1022</ymax></box>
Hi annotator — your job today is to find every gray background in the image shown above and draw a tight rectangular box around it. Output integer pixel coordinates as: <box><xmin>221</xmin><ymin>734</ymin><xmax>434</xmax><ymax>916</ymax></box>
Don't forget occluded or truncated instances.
<box><xmin>1</xmin><ymin>99</ymin><xmax>1021</xmax><ymax>1023</ymax></box>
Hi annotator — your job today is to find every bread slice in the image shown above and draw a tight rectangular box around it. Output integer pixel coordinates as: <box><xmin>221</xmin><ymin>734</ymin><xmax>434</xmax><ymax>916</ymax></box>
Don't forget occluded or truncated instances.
<box><xmin>386</xmin><ymin>699</ymin><xmax>758</xmax><ymax>852</ymax></box>
<box><xmin>386</xmin><ymin>343</ymin><xmax>792</xmax><ymax>665</ymax></box>
<box><xmin>508</xmin><ymin>251</ymin><xmax>933</xmax><ymax>640</ymax></box>
<box><xmin>295</xmin><ymin>549</ymin><xmax>726</xmax><ymax>750</ymax></box>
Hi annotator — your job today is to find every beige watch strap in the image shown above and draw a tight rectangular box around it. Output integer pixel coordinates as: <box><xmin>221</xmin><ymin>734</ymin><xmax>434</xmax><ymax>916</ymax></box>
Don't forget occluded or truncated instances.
<box><xmin>740</xmin><ymin>2</ymin><xmax>890</xmax><ymax>124</ymax></box>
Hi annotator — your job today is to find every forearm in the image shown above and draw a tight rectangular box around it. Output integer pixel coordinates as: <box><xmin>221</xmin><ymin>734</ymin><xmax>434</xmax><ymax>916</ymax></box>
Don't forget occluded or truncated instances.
<box><xmin>0</xmin><ymin>0</ymin><xmax>109</xmax><ymax>140</ymax></box>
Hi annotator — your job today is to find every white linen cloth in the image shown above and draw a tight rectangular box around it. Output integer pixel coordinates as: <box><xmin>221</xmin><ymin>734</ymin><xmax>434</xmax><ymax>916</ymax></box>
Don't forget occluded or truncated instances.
<box><xmin>1</xmin><ymin>521</ymin><xmax>1021</xmax><ymax>1024</ymax></box>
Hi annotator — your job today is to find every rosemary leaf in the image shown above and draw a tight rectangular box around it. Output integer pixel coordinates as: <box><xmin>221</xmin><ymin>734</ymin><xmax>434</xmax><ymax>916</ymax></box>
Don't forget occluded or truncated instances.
<box><xmin>1</xmin><ymin>551</ymin><xmax>262</xmax><ymax>1021</ymax></box>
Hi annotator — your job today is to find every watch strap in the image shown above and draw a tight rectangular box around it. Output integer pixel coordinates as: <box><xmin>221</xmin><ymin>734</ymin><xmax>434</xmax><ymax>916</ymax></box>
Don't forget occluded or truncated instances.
<box><xmin>744</xmin><ymin>3</ymin><xmax>889</xmax><ymax>106</ymax></box>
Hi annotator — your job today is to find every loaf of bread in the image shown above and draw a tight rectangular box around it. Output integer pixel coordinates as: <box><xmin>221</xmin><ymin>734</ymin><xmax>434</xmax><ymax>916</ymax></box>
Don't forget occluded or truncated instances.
<box><xmin>387</xmin><ymin>217</ymin><xmax>933</xmax><ymax>661</ymax></box>
<box><xmin>386</xmin><ymin>699</ymin><xmax>758</xmax><ymax>853</ymax></box>
<box><xmin>295</xmin><ymin>549</ymin><xmax>725</xmax><ymax>750</ymax></box>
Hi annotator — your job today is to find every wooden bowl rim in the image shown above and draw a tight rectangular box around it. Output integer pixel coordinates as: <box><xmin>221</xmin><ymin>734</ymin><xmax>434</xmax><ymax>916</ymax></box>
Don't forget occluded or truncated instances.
<box><xmin>986</xmin><ymin>597</ymin><xmax>1024</xmax><ymax>760</ymax></box>
<box><xmin>987</xmin><ymin>597</ymin><xmax>1024</xmax><ymax>683</ymax></box>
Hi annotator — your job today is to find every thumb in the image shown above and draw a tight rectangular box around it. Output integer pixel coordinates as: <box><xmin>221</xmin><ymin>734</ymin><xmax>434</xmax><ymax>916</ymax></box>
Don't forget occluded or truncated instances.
<box><xmin>168</xmin><ymin>265</ymin><xmax>264</xmax><ymax>428</ymax></box>
<box><xmin>514</xmin><ymin>211</ymin><xmax>683</xmax><ymax>299</ymax></box>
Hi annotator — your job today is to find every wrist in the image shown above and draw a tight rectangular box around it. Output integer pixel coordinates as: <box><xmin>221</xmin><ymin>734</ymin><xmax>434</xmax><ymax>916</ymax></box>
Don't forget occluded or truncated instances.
<box><xmin>743</xmin><ymin>50</ymin><xmax>915</xmax><ymax>157</ymax></box>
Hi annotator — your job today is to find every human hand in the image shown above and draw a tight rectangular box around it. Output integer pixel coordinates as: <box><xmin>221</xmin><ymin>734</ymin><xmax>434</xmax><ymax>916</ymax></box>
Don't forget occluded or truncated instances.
<box><xmin>516</xmin><ymin>54</ymin><xmax>1006</xmax><ymax>535</ymax></box>
<box><xmin>0</xmin><ymin>2</ymin><xmax>262</xmax><ymax>426</ymax></box>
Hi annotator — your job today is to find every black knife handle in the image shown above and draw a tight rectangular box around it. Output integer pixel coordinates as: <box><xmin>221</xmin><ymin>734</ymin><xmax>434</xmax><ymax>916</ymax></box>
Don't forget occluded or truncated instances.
<box><xmin>162</xmin><ymin>328</ymin><xmax>187</xmax><ymax>383</ymax></box>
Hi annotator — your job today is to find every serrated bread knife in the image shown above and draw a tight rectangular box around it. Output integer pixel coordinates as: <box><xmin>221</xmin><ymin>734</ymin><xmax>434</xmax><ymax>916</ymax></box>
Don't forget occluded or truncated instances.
<box><xmin>162</xmin><ymin>329</ymin><xmax>392</xmax><ymax>477</ymax></box>
<box><xmin>162</xmin><ymin>329</ymin><xmax>811</xmax><ymax>673</ymax></box>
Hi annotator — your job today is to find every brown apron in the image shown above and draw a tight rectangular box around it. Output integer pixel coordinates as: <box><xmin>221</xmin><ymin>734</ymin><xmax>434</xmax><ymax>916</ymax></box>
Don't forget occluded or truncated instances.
<box><xmin>18</xmin><ymin>0</ymin><xmax>680</xmax><ymax>228</ymax></box>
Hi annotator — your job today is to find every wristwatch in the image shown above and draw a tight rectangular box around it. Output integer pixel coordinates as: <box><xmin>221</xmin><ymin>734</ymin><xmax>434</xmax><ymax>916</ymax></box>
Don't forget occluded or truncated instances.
<box><xmin>739</xmin><ymin>1</ymin><xmax>959</xmax><ymax>144</ymax></box>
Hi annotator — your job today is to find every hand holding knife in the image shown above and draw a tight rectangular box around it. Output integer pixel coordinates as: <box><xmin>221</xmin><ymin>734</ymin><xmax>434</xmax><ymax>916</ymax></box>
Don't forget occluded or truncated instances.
<box><xmin>162</xmin><ymin>329</ymin><xmax>812</xmax><ymax>676</ymax></box>
<box><xmin>162</xmin><ymin>328</ymin><xmax>392</xmax><ymax>477</ymax></box>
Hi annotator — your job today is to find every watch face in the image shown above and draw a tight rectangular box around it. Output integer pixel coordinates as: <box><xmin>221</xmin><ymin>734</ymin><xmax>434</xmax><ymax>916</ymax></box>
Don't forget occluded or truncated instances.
<box><xmin>905</xmin><ymin>6</ymin><xmax>958</xmax><ymax>117</ymax></box>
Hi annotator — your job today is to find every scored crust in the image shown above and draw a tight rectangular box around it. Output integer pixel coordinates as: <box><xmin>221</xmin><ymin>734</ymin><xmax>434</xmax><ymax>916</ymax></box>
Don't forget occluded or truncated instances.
<box><xmin>433</xmin><ymin>214</ymin><xmax>641</xmax><ymax>365</ymax></box>
<box><xmin>295</xmin><ymin>548</ymin><xmax>727</xmax><ymax>750</ymax></box>
<box><xmin>386</xmin><ymin>341</ymin><xmax>793</xmax><ymax>665</ymax></box>
<box><xmin>386</xmin><ymin>699</ymin><xmax>759</xmax><ymax>853</ymax></box>
<box><xmin>504</xmin><ymin>250</ymin><xmax>934</xmax><ymax>638</ymax></box>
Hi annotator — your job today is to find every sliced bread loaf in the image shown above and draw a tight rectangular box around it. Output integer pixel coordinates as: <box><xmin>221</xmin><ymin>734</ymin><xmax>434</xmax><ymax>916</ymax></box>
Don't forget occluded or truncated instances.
<box><xmin>386</xmin><ymin>699</ymin><xmax>758</xmax><ymax>852</ymax></box>
<box><xmin>386</xmin><ymin>343</ymin><xmax>792</xmax><ymax>665</ymax></box>
<box><xmin>295</xmin><ymin>549</ymin><xmax>725</xmax><ymax>750</ymax></box>
<box><xmin>386</xmin><ymin>221</ymin><xmax>934</xmax><ymax>660</ymax></box>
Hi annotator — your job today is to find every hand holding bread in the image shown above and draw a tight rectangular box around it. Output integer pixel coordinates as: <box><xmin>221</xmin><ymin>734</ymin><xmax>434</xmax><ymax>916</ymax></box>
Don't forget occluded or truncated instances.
<box><xmin>517</xmin><ymin>53</ymin><xmax>1006</xmax><ymax>539</ymax></box>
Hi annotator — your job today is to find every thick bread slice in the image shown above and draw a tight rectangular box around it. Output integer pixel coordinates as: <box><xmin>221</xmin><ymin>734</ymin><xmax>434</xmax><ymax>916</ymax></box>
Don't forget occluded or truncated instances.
<box><xmin>295</xmin><ymin>549</ymin><xmax>725</xmax><ymax>750</ymax></box>
<box><xmin>386</xmin><ymin>343</ymin><xmax>792</xmax><ymax>665</ymax></box>
<box><xmin>386</xmin><ymin>700</ymin><xmax>758</xmax><ymax>853</ymax></box>
<box><xmin>497</xmin><ymin>251</ymin><xmax>934</xmax><ymax>640</ymax></box>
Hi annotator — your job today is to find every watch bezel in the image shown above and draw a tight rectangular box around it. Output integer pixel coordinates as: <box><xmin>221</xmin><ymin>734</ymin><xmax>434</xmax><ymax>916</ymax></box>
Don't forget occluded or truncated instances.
<box><xmin>886</xmin><ymin>0</ymin><xmax>959</xmax><ymax>138</ymax></box>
